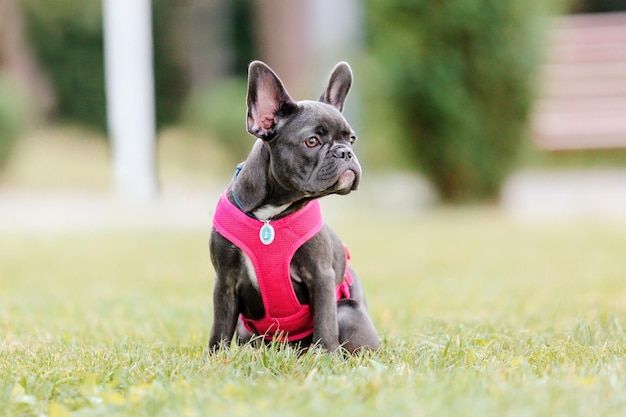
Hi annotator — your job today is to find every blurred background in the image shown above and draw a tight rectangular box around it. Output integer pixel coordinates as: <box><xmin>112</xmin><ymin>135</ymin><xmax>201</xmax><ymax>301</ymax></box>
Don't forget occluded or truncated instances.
<box><xmin>1</xmin><ymin>0</ymin><xmax>625</xmax><ymax>232</ymax></box>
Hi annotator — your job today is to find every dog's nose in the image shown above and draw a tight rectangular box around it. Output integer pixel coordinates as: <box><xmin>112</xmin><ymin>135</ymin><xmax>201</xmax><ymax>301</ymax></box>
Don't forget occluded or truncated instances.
<box><xmin>333</xmin><ymin>146</ymin><xmax>353</xmax><ymax>160</ymax></box>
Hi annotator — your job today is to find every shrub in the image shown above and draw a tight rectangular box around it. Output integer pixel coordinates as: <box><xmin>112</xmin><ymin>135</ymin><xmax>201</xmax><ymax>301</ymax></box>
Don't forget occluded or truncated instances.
<box><xmin>180</xmin><ymin>77</ymin><xmax>251</xmax><ymax>163</ymax></box>
<box><xmin>21</xmin><ymin>0</ymin><xmax>185</xmax><ymax>132</ymax></box>
<box><xmin>367</xmin><ymin>0</ymin><xmax>550</xmax><ymax>202</ymax></box>
<box><xmin>0</xmin><ymin>73</ymin><xmax>33</xmax><ymax>172</ymax></box>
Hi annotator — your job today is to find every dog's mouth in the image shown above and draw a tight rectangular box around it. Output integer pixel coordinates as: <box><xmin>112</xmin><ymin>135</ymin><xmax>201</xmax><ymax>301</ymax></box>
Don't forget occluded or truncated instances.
<box><xmin>337</xmin><ymin>170</ymin><xmax>356</xmax><ymax>189</ymax></box>
<box><xmin>304</xmin><ymin>167</ymin><xmax>361</xmax><ymax>197</ymax></box>
<box><xmin>333</xmin><ymin>169</ymin><xmax>359</xmax><ymax>194</ymax></box>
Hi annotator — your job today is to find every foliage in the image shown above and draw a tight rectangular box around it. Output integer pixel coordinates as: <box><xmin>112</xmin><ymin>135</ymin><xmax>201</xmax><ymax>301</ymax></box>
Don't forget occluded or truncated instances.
<box><xmin>231</xmin><ymin>0</ymin><xmax>258</xmax><ymax>76</ymax></box>
<box><xmin>0</xmin><ymin>73</ymin><xmax>33</xmax><ymax>172</ymax></box>
<box><xmin>2</xmin><ymin>212</ymin><xmax>626</xmax><ymax>416</ymax></box>
<box><xmin>573</xmin><ymin>0</ymin><xmax>626</xmax><ymax>12</ymax></box>
<box><xmin>180</xmin><ymin>77</ymin><xmax>252</xmax><ymax>163</ymax></box>
<box><xmin>356</xmin><ymin>56</ymin><xmax>418</xmax><ymax>171</ymax></box>
<box><xmin>20</xmin><ymin>0</ymin><xmax>185</xmax><ymax>132</ymax></box>
<box><xmin>366</xmin><ymin>0</ymin><xmax>551</xmax><ymax>202</ymax></box>
<box><xmin>151</xmin><ymin>0</ymin><xmax>188</xmax><ymax>127</ymax></box>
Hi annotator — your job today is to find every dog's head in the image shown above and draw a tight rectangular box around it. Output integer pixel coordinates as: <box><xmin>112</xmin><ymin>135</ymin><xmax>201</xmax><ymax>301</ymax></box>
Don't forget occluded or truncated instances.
<box><xmin>245</xmin><ymin>61</ymin><xmax>361</xmax><ymax>197</ymax></box>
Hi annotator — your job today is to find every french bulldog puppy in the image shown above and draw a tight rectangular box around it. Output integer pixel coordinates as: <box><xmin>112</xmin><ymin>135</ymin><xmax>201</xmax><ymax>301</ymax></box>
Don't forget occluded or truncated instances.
<box><xmin>209</xmin><ymin>61</ymin><xmax>379</xmax><ymax>354</ymax></box>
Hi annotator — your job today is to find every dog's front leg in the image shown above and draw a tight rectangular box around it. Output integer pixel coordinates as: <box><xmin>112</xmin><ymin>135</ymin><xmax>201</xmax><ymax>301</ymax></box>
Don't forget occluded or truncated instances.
<box><xmin>311</xmin><ymin>270</ymin><xmax>340</xmax><ymax>351</ymax></box>
<box><xmin>208</xmin><ymin>272</ymin><xmax>239</xmax><ymax>353</ymax></box>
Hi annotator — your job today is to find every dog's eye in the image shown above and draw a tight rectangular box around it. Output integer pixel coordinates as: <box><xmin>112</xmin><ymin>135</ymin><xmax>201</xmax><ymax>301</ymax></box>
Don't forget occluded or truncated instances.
<box><xmin>305</xmin><ymin>137</ymin><xmax>320</xmax><ymax>148</ymax></box>
<box><xmin>349</xmin><ymin>135</ymin><xmax>357</xmax><ymax>145</ymax></box>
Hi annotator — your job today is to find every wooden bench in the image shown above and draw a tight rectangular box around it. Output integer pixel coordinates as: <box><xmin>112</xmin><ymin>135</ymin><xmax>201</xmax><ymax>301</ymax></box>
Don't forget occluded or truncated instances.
<box><xmin>532</xmin><ymin>12</ymin><xmax>626</xmax><ymax>150</ymax></box>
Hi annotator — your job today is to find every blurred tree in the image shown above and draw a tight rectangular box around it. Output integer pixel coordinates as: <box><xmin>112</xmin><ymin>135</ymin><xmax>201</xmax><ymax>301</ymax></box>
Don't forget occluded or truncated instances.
<box><xmin>151</xmin><ymin>0</ymin><xmax>188</xmax><ymax>128</ymax></box>
<box><xmin>21</xmin><ymin>0</ymin><xmax>106</xmax><ymax>130</ymax></box>
<box><xmin>20</xmin><ymin>0</ymin><xmax>186</xmax><ymax>132</ymax></box>
<box><xmin>231</xmin><ymin>0</ymin><xmax>257</xmax><ymax>76</ymax></box>
<box><xmin>367</xmin><ymin>0</ymin><xmax>551</xmax><ymax>202</ymax></box>
<box><xmin>0</xmin><ymin>0</ymin><xmax>37</xmax><ymax>172</ymax></box>
<box><xmin>252</xmin><ymin>0</ymin><xmax>314</xmax><ymax>98</ymax></box>
<box><xmin>176</xmin><ymin>0</ymin><xmax>232</xmax><ymax>87</ymax></box>
<box><xmin>0</xmin><ymin>0</ymin><xmax>54</xmax><ymax>115</ymax></box>
<box><xmin>0</xmin><ymin>74</ymin><xmax>32</xmax><ymax>173</ymax></box>
<box><xmin>250</xmin><ymin>0</ymin><xmax>364</xmax><ymax>99</ymax></box>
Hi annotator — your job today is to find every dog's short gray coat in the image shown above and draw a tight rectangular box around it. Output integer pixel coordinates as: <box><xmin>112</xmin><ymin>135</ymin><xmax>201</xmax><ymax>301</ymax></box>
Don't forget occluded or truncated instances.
<box><xmin>208</xmin><ymin>61</ymin><xmax>379</xmax><ymax>353</ymax></box>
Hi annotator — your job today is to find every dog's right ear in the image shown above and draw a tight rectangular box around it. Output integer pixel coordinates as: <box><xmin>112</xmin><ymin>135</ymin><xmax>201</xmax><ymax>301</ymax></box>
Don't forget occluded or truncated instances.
<box><xmin>246</xmin><ymin>61</ymin><xmax>297</xmax><ymax>140</ymax></box>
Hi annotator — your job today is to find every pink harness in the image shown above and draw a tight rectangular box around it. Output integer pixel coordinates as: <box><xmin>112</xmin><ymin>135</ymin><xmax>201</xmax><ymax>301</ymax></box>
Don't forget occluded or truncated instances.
<box><xmin>212</xmin><ymin>192</ymin><xmax>352</xmax><ymax>341</ymax></box>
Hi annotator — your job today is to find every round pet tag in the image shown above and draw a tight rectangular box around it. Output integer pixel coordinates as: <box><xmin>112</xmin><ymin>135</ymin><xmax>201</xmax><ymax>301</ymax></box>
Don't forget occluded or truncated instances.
<box><xmin>259</xmin><ymin>222</ymin><xmax>275</xmax><ymax>245</ymax></box>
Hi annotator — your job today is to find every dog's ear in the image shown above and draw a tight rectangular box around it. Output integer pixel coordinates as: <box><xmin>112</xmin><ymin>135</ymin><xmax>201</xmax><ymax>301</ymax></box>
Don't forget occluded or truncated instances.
<box><xmin>319</xmin><ymin>62</ymin><xmax>352</xmax><ymax>113</ymax></box>
<box><xmin>246</xmin><ymin>61</ymin><xmax>297</xmax><ymax>140</ymax></box>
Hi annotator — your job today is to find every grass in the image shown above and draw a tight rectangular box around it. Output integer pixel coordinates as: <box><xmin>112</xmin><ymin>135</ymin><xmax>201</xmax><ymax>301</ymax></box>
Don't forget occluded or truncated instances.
<box><xmin>2</xmin><ymin>126</ymin><xmax>626</xmax><ymax>415</ymax></box>
<box><xmin>2</xmin><ymin>210</ymin><xmax>626</xmax><ymax>416</ymax></box>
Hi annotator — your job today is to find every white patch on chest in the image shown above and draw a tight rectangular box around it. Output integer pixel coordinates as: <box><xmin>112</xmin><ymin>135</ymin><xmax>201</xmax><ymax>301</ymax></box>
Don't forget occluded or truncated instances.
<box><xmin>242</xmin><ymin>252</ymin><xmax>259</xmax><ymax>289</ymax></box>
<box><xmin>253</xmin><ymin>204</ymin><xmax>291</xmax><ymax>221</ymax></box>
<box><xmin>290</xmin><ymin>264</ymin><xmax>303</xmax><ymax>283</ymax></box>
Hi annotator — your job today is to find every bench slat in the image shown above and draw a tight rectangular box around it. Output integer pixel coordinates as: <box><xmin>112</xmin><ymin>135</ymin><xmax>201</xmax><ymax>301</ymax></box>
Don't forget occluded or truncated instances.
<box><xmin>543</xmin><ymin>61</ymin><xmax>626</xmax><ymax>80</ymax></box>
<box><xmin>536</xmin><ymin>97</ymin><xmax>626</xmax><ymax>113</ymax></box>
<box><xmin>532</xmin><ymin>12</ymin><xmax>626</xmax><ymax>150</ymax></box>
<box><xmin>547</xmin><ymin>43</ymin><xmax>626</xmax><ymax>63</ymax></box>
<box><xmin>542</xmin><ymin>77</ymin><xmax>626</xmax><ymax>98</ymax></box>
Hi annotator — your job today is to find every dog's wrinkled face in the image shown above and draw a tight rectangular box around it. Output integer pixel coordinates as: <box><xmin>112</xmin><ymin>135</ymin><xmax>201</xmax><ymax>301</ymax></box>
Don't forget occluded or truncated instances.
<box><xmin>266</xmin><ymin>100</ymin><xmax>361</xmax><ymax>197</ymax></box>
<box><xmin>245</xmin><ymin>61</ymin><xmax>360</xmax><ymax>199</ymax></box>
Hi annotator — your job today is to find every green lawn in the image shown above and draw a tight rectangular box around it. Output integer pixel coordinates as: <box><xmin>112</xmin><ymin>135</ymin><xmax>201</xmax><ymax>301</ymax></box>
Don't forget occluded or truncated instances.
<box><xmin>2</xmin><ymin>210</ymin><xmax>626</xmax><ymax>416</ymax></box>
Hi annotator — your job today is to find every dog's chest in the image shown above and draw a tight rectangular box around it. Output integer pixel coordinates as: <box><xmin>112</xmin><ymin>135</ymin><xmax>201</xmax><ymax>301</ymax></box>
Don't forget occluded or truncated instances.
<box><xmin>252</xmin><ymin>203</ymin><xmax>291</xmax><ymax>221</ymax></box>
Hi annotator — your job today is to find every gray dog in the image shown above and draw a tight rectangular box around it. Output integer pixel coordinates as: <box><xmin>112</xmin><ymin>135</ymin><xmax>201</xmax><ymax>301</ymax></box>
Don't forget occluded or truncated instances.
<box><xmin>209</xmin><ymin>61</ymin><xmax>379</xmax><ymax>354</ymax></box>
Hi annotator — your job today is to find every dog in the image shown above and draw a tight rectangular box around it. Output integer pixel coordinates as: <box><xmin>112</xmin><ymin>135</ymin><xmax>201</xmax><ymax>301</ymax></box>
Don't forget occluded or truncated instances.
<box><xmin>208</xmin><ymin>61</ymin><xmax>379</xmax><ymax>354</ymax></box>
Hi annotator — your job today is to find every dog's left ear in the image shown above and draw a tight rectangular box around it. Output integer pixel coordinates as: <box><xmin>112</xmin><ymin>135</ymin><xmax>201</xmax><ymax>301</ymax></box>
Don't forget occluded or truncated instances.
<box><xmin>319</xmin><ymin>62</ymin><xmax>352</xmax><ymax>113</ymax></box>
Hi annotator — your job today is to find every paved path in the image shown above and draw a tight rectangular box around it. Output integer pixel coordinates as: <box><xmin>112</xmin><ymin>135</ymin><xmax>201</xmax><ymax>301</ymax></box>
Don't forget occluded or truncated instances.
<box><xmin>1</xmin><ymin>170</ymin><xmax>625</xmax><ymax>234</ymax></box>
<box><xmin>0</xmin><ymin>188</ymin><xmax>218</xmax><ymax>234</ymax></box>
<box><xmin>501</xmin><ymin>169</ymin><xmax>626</xmax><ymax>221</ymax></box>
<box><xmin>0</xmin><ymin>173</ymin><xmax>436</xmax><ymax>234</ymax></box>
